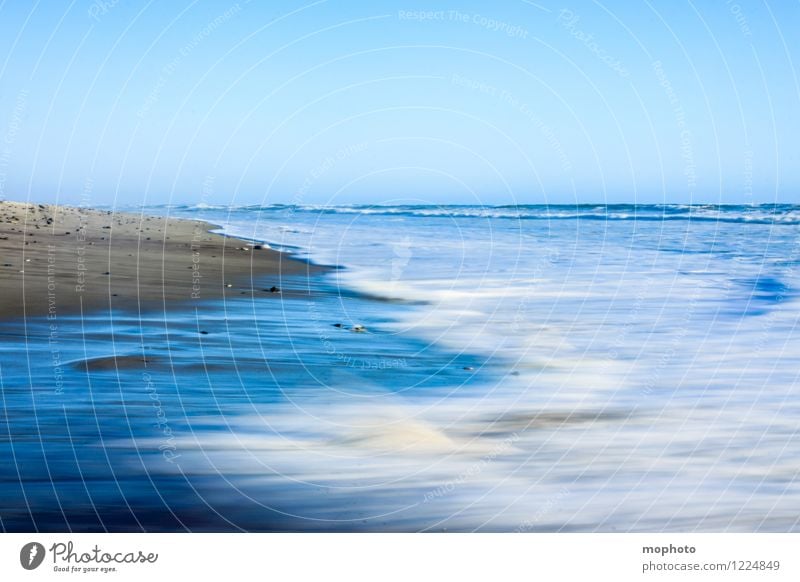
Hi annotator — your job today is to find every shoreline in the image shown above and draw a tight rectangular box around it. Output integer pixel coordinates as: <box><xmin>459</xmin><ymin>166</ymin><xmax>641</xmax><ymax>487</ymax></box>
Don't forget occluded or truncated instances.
<box><xmin>0</xmin><ymin>200</ymin><xmax>321</xmax><ymax>320</ymax></box>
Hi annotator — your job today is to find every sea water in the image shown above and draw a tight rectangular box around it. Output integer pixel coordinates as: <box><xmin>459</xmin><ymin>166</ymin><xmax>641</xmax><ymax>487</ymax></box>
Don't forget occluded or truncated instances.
<box><xmin>1</xmin><ymin>204</ymin><xmax>799</xmax><ymax>531</ymax></box>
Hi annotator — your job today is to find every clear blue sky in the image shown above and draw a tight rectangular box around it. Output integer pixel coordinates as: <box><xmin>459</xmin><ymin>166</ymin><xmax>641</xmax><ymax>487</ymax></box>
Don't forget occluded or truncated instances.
<box><xmin>0</xmin><ymin>1</ymin><xmax>797</xmax><ymax>206</ymax></box>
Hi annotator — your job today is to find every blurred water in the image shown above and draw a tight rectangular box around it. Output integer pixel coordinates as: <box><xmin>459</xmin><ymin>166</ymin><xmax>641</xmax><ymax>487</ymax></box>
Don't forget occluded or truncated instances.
<box><xmin>2</xmin><ymin>205</ymin><xmax>799</xmax><ymax>531</ymax></box>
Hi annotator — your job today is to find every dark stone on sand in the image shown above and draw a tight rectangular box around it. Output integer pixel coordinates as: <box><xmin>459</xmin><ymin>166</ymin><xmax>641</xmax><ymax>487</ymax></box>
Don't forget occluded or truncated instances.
<box><xmin>333</xmin><ymin>323</ymin><xmax>344</xmax><ymax>328</ymax></box>
<box><xmin>253</xmin><ymin>245</ymin><xmax>263</xmax><ymax>250</ymax></box>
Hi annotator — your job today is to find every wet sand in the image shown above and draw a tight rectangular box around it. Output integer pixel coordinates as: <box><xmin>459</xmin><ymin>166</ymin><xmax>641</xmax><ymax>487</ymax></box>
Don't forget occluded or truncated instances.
<box><xmin>0</xmin><ymin>200</ymin><xmax>316</xmax><ymax>320</ymax></box>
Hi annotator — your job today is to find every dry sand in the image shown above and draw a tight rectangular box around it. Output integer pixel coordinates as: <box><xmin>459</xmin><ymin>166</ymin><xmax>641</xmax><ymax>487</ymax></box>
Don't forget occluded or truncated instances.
<box><xmin>0</xmin><ymin>200</ymin><xmax>317</xmax><ymax>320</ymax></box>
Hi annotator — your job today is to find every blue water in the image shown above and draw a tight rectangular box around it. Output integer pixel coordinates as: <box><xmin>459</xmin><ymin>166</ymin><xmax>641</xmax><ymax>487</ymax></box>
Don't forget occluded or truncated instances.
<box><xmin>2</xmin><ymin>204</ymin><xmax>799</xmax><ymax>531</ymax></box>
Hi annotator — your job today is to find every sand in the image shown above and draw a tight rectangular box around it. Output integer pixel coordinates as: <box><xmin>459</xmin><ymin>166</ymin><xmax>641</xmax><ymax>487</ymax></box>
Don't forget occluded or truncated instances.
<box><xmin>0</xmin><ymin>200</ymin><xmax>316</xmax><ymax>320</ymax></box>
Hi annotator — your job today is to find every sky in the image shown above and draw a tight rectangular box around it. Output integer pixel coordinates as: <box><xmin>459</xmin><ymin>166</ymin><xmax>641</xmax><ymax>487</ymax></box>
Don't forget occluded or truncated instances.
<box><xmin>0</xmin><ymin>0</ymin><xmax>798</xmax><ymax>206</ymax></box>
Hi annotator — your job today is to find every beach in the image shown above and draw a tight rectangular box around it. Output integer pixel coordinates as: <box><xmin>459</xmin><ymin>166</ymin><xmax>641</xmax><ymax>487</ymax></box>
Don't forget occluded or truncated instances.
<box><xmin>1</xmin><ymin>201</ymin><xmax>799</xmax><ymax>532</ymax></box>
<box><xmin>0</xmin><ymin>200</ymin><xmax>314</xmax><ymax>320</ymax></box>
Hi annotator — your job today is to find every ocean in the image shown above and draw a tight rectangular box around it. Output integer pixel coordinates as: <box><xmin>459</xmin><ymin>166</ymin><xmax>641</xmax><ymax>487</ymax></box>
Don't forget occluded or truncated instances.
<box><xmin>2</xmin><ymin>204</ymin><xmax>799</xmax><ymax>531</ymax></box>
